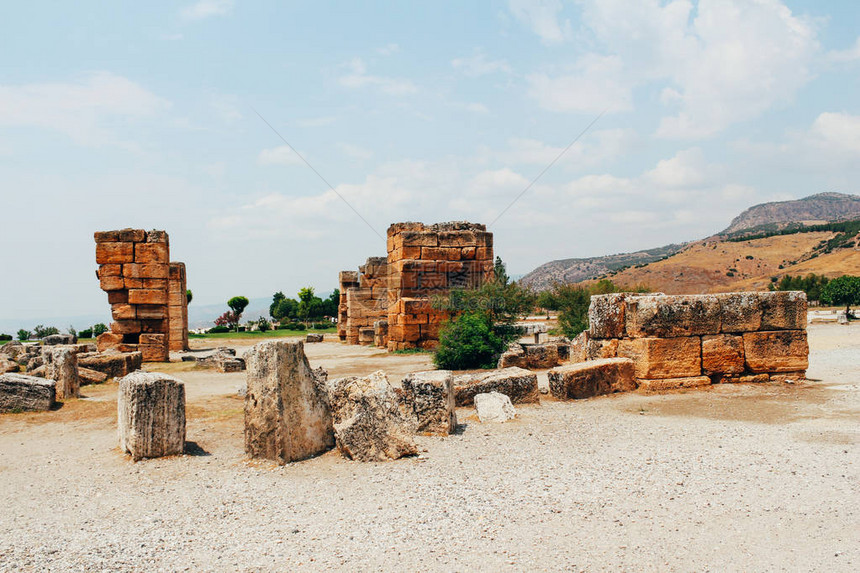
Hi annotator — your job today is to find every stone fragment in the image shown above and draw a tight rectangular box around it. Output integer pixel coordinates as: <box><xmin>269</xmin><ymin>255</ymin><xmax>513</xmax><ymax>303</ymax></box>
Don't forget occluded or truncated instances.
<box><xmin>588</xmin><ymin>293</ymin><xmax>629</xmax><ymax>339</ymax></box>
<box><xmin>637</xmin><ymin>376</ymin><xmax>711</xmax><ymax>392</ymax></box>
<box><xmin>760</xmin><ymin>291</ymin><xmax>807</xmax><ymax>330</ymax></box>
<box><xmin>401</xmin><ymin>370</ymin><xmax>456</xmax><ymax>435</ymax></box>
<box><xmin>625</xmin><ymin>294</ymin><xmax>721</xmax><ymax>337</ymax></box>
<box><xmin>768</xmin><ymin>371</ymin><xmax>806</xmax><ymax>383</ymax></box>
<box><xmin>0</xmin><ymin>373</ymin><xmax>56</xmax><ymax>412</ymax></box>
<box><xmin>551</xmin><ymin>338</ymin><xmax>571</xmax><ymax>361</ymax></box>
<box><xmin>497</xmin><ymin>343</ymin><xmax>526</xmax><ymax>369</ymax></box>
<box><xmin>306</xmin><ymin>333</ymin><xmax>324</xmax><ymax>343</ymax></box>
<box><xmin>328</xmin><ymin>371</ymin><xmax>417</xmax><ymax>461</ymax></box>
<box><xmin>358</xmin><ymin>327</ymin><xmax>375</xmax><ymax>345</ymax></box>
<box><xmin>0</xmin><ymin>340</ymin><xmax>23</xmax><ymax>358</ymax></box>
<box><xmin>523</xmin><ymin>343</ymin><xmax>559</xmax><ymax>369</ymax></box>
<box><xmin>217</xmin><ymin>358</ymin><xmax>245</xmax><ymax>373</ymax></box>
<box><xmin>701</xmin><ymin>334</ymin><xmax>745</xmax><ymax>375</ymax></box>
<box><xmin>43</xmin><ymin>334</ymin><xmax>77</xmax><ymax>346</ymax></box>
<box><xmin>244</xmin><ymin>340</ymin><xmax>334</xmax><ymax>464</ymax></box>
<box><xmin>95</xmin><ymin>242</ymin><xmax>134</xmax><ymax>264</ymax></box>
<box><xmin>717</xmin><ymin>292</ymin><xmax>762</xmax><ymax>333</ymax></box>
<box><xmin>548</xmin><ymin>358</ymin><xmax>636</xmax><ymax>400</ymax></box>
<box><xmin>78</xmin><ymin>352</ymin><xmax>141</xmax><ymax>379</ymax></box>
<box><xmin>453</xmin><ymin>367</ymin><xmax>540</xmax><ymax>406</ymax></box>
<box><xmin>44</xmin><ymin>345</ymin><xmax>79</xmax><ymax>400</ymax></box>
<box><xmin>617</xmin><ymin>337</ymin><xmax>702</xmax><ymax>379</ymax></box>
<box><xmin>0</xmin><ymin>358</ymin><xmax>18</xmax><ymax>374</ymax></box>
<box><xmin>97</xmin><ymin>332</ymin><xmax>123</xmax><ymax>352</ymax></box>
<box><xmin>79</xmin><ymin>367</ymin><xmax>108</xmax><ymax>385</ymax></box>
<box><xmin>117</xmin><ymin>372</ymin><xmax>185</xmax><ymax>460</ymax></box>
<box><xmin>474</xmin><ymin>392</ymin><xmax>516</xmax><ymax>423</ymax></box>
<box><xmin>585</xmin><ymin>338</ymin><xmax>619</xmax><ymax>360</ymax></box>
<box><xmin>743</xmin><ymin>330</ymin><xmax>809</xmax><ymax>373</ymax></box>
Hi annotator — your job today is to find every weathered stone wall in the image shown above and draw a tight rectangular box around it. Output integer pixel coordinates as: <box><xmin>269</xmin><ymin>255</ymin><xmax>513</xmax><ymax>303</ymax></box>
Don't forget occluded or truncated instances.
<box><xmin>345</xmin><ymin>257</ymin><xmax>390</xmax><ymax>346</ymax></box>
<box><xmin>94</xmin><ymin>229</ymin><xmax>188</xmax><ymax>362</ymax></box>
<box><xmin>168</xmin><ymin>263</ymin><xmax>189</xmax><ymax>351</ymax></box>
<box><xmin>337</xmin><ymin>271</ymin><xmax>359</xmax><ymax>341</ymax></box>
<box><xmin>386</xmin><ymin>222</ymin><xmax>494</xmax><ymax>350</ymax></box>
<box><xmin>585</xmin><ymin>291</ymin><xmax>808</xmax><ymax>389</ymax></box>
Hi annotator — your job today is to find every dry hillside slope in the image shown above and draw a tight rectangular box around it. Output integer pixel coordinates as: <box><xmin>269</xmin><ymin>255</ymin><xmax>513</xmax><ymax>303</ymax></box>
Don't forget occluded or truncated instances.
<box><xmin>599</xmin><ymin>232</ymin><xmax>860</xmax><ymax>294</ymax></box>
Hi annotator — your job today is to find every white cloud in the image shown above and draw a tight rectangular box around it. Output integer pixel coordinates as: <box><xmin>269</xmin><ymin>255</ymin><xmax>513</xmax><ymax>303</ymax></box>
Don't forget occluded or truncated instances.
<box><xmin>451</xmin><ymin>50</ymin><xmax>512</xmax><ymax>76</ymax></box>
<box><xmin>486</xmin><ymin>129</ymin><xmax>636</xmax><ymax>168</ymax></box>
<box><xmin>508</xmin><ymin>0</ymin><xmax>571</xmax><ymax>44</ymax></box>
<box><xmin>0</xmin><ymin>72</ymin><xmax>169</xmax><ymax>146</ymax></box>
<box><xmin>338</xmin><ymin>58</ymin><xmax>417</xmax><ymax>96</ymax></box>
<box><xmin>257</xmin><ymin>145</ymin><xmax>304</xmax><ymax>166</ymax></box>
<box><xmin>181</xmin><ymin>0</ymin><xmax>234</xmax><ymax>20</ymax></box>
<box><xmin>826</xmin><ymin>37</ymin><xmax>860</xmax><ymax>63</ymax></box>
<box><xmin>338</xmin><ymin>143</ymin><xmax>373</xmax><ymax>160</ymax></box>
<box><xmin>377</xmin><ymin>43</ymin><xmax>400</xmax><ymax>56</ymax></box>
<box><xmin>527</xmin><ymin>0</ymin><xmax>818</xmax><ymax>138</ymax></box>
<box><xmin>644</xmin><ymin>148</ymin><xmax>710</xmax><ymax>188</ymax></box>
<box><xmin>809</xmin><ymin>112</ymin><xmax>860</xmax><ymax>155</ymax></box>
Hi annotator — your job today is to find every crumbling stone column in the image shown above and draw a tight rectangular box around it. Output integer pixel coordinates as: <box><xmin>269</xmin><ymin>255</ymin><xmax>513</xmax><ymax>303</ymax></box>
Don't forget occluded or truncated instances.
<box><xmin>94</xmin><ymin>229</ymin><xmax>188</xmax><ymax>361</ymax></box>
<box><xmin>168</xmin><ymin>262</ymin><xmax>189</xmax><ymax>351</ymax></box>
<box><xmin>402</xmin><ymin>370</ymin><xmax>457</xmax><ymax>435</ymax></box>
<box><xmin>243</xmin><ymin>340</ymin><xmax>334</xmax><ymax>464</ymax></box>
<box><xmin>45</xmin><ymin>345</ymin><xmax>80</xmax><ymax>400</ymax></box>
<box><xmin>117</xmin><ymin>371</ymin><xmax>186</xmax><ymax>460</ymax></box>
<box><xmin>337</xmin><ymin>271</ymin><xmax>359</xmax><ymax>341</ymax></box>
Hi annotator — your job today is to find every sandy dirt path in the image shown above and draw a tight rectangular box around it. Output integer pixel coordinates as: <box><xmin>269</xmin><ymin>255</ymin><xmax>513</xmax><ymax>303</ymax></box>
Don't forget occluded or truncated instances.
<box><xmin>0</xmin><ymin>324</ymin><xmax>857</xmax><ymax>571</ymax></box>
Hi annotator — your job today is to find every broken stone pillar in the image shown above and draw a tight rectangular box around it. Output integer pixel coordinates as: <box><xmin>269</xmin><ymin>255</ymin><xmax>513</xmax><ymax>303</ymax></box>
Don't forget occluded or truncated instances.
<box><xmin>328</xmin><ymin>371</ymin><xmax>418</xmax><ymax>461</ymax></box>
<box><xmin>453</xmin><ymin>367</ymin><xmax>540</xmax><ymax>407</ymax></box>
<box><xmin>117</xmin><ymin>371</ymin><xmax>185</xmax><ymax>460</ymax></box>
<box><xmin>45</xmin><ymin>345</ymin><xmax>80</xmax><ymax>400</ymax></box>
<box><xmin>243</xmin><ymin>340</ymin><xmax>334</xmax><ymax>464</ymax></box>
<box><xmin>168</xmin><ymin>262</ymin><xmax>189</xmax><ymax>351</ymax></box>
<box><xmin>0</xmin><ymin>373</ymin><xmax>56</xmax><ymax>412</ymax></box>
<box><xmin>401</xmin><ymin>370</ymin><xmax>457</xmax><ymax>435</ymax></box>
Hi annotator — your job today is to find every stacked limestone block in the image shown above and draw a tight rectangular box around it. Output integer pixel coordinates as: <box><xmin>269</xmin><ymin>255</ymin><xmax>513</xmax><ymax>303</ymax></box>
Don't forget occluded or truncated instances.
<box><xmin>386</xmin><ymin>222</ymin><xmax>494</xmax><ymax>350</ymax></box>
<box><xmin>337</xmin><ymin>271</ymin><xmax>359</xmax><ymax>341</ymax></box>
<box><xmin>168</xmin><ymin>263</ymin><xmax>189</xmax><ymax>351</ymax></box>
<box><xmin>585</xmin><ymin>291</ymin><xmax>808</xmax><ymax>390</ymax></box>
<box><xmin>345</xmin><ymin>257</ymin><xmax>390</xmax><ymax>347</ymax></box>
<box><xmin>94</xmin><ymin>229</ymin><xmax>188</xmax><ymax>362</ymax></box>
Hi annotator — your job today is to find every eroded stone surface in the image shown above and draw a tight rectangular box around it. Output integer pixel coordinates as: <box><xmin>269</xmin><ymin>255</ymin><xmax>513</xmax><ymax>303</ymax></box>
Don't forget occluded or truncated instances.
<box><xmin>117</xmin><ymin>371</ymin><xmax>185</xmax><ymax>460</ymax></box>
<box><xmin>617</xmin><ymin>337</ymin><xmax>702</xmax><ymax>379</ymax></box>
<box><xmin>453</xmin><ymin>367</ymin><xmax>540</xmax><ymax>407</ymax></box>
<box><xmin>244</xmin><ymin>340</ymin><xmax>334</xmax><ymax>464</ymax></box>
<box><xmin>0</xmin><ymin>373</ymin><xmax>55</xmax><ymax>412</ymax></box>
<box><xmin>626</xmin><ymin>295</ymin><xmax>721</xmax><ymax>338</ymax></box>
<box><xmin>760</xmin><ymin>291</ymin><xmax>807</xmax><ymax>331</ymax></box>
<box><xmin>548</xmin><ymin>358</ymin><xmax>636</xmax><ymax>400</ymax></box>
<box><xmin>474</xmin><ymin>392</ymin><xmax>516</xmax><ymax>423</ymax></box>
<box><xmin>328</xmin><ymin>371</ymin><xmax>417</xmax><ymax>461</ymax></box>
<box><xmin>702</xmin><ymin>334</ymin><xmax>745</xmax><ymax>375</ymax></box>
<box><xmin>401</xmin><ymin>370</ymin><xmax>456</xmax><ymax>435</ymax></box>
<box><xmin>743</xmin><ymin>330</ymin><xmax>808</xmax><ymax>373</ymax></box>
<box><xmin>637</xmin><ymin>376</ymin><xmax>711</xmax><ymax>392</ymax></box>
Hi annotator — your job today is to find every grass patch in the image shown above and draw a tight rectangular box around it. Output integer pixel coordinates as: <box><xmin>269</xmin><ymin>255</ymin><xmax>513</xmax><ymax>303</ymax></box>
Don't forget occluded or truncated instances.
<box><xmin>391</xmin><ymin>348</ymin><xmax>434</xmax><ymax>355</ymax></box>
<box><xmin>189</xmin><ymin>328</ymin><xmax>336</xmax><ymax>340</ymax></box>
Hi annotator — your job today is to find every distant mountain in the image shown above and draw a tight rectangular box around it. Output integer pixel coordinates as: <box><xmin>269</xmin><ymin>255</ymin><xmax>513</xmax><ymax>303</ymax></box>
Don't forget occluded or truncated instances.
<box><xmin>519</xmin><ymin>244</ymin><xmax>686</xmax><ymax>291</ymax></box>
<box><xmin>720</xmin><ymin>192</ymin><xmax>860</xmax><ymax>237</ymax></box>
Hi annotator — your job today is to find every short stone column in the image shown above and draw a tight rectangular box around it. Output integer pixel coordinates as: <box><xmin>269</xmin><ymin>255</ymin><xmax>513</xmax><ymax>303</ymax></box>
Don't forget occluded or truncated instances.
<box><xmin>244</xmin><ymin>340</ymin><xmax>334</xmax><ymax>464</ymax></box>
<box><xmin>45</xmin><ymin>345</ymin><xmax>80</xmax><ymax>400</ymax></box>
<box><xmin>117</xmin><ymin>372</ymin><xmax>186</xmax><ymax>460</ymax></box>
<box><xmin>402</xmin><ymin>370</ymin><xmax>456</xmax><ymax>435</ymax></box>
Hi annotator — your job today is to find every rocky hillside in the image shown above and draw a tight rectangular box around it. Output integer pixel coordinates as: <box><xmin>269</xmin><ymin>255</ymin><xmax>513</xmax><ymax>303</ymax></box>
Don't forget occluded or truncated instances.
<box><xmin>721</xmin><ymin>192</ymin><xmax>860</xmax><ymax>236</ymax></box>
<box><xmin>519</xmin><ymin>244</ymin><xmax>685</xmax><ymax>291</ymax></box>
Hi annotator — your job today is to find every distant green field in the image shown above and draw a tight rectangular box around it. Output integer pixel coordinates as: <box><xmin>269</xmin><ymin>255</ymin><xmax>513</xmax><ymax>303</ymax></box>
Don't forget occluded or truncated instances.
<box><xmin>189</xmin><ymin>328</ymin><xmax>336</xmax><ymax>340</ymax></box>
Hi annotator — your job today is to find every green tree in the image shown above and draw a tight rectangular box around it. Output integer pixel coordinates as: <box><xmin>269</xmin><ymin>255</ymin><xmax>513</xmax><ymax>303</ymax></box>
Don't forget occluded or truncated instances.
<box><xmin>32</xmin><ymin>325</ymin><xmax>59</xmax><ymax>339</ymax></box>
<box><xmin>494</xmin><ymin>256</ymin><xmax>510</xmax><ymax>286</ymax></box>
<box><xmin>186</xmin><ymin>289</ymin><xmax>193</xmax><ymax>304</ymax></box>
<box><xmin>820</xmin><ymin>275</ymin><xmax>860</xmax><ymax>317</ymax></box>
<box><xmin>227</xmin><ymin>296</ymin><xmax>250</xmax><ymax>331</ymax></box>
<box><xmin>433</xmin><ymin>312</ymin><xmax>505</xmax><ymax>370</ymax></box>
<box><xmin>17</xmin><ymin>329</ymin><xmax>31</xmax><ymax>341</ymax></box>
<box><xmin>256</xmin><ymin>316</ymin><xmax>271</xmax><ymax>332</ymax></box>
<box><xmin>270</xmin><ymin>291</ymin><xmax>286</xmax><ymax>318</ymax></box>
<box><xmin>552</xmin><ymin>279</ymin><xmax>650</xmax><ymax>338</ymax></box>
<box><xmin>92</xmin><ymin>323</ymin><xmax>108</xmax><ymax>336</ymax></box>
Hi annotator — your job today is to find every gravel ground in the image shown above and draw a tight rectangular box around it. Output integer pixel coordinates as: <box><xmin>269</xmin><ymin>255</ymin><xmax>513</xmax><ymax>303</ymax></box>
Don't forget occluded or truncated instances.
<box><xmin>0</xmin><ymin>324</ymin><xmax>857</xmax><ymax>572</ymax></box>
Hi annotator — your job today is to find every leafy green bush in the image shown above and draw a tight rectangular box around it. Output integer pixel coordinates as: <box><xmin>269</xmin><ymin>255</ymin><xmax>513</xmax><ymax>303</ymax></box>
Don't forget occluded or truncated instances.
<box><xmin>311</xmin><ymin>322</ymin><xmax>331</xmax><ymax>330</ymax></box>
<box><xmin>93</xmin><ymin>323</ymin><xmax>108</xmax><ymax>336</ymax></box>
<box><xmin>78</xmin><ymin>328</ymin><xmax>93</xmax><ymax>339</ymax></box>
<box><xmin>434</xmin><ymin>312</ymin><xmax>505</xmax><ymax>370</ymax></box>
<box><xmin>0</xmin><ymin>334</ymin><xmax>12</xmax><ymax>341</ymax></box>
<box><xmin>33</xmin><ymin>325</ymin><xmax>59</xmax><ymax>339</ymax></box>
<box><xmin>768</xmin><ymin>273</ymin><xmax>831</xmax><ymax>301</ymax></box>
<box><xmin>820</xmin><ymin>275</ymin><xmax>860</xmax><ymax>316</ymax></box>
<box><xmin>17</xmin><ymin>329</ymin><xmax>31</xmax><ymax>341</ymax></box>
<box><xmin>256</xmin><ymin>317</ymin><xmax>271</xmax><ymax>332</ymax></box>
<box><xmin>551</xmin><ymin>279</ymin><xmax>649</xmax><ymax>339</ymax></box>
<box><xmin>208</xmin><ymin>325</ymin><xmax>230</xmax><ymax>334</ymax></box>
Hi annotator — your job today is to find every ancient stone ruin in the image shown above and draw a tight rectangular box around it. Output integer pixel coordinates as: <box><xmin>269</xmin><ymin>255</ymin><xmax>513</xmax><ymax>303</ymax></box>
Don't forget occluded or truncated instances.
<box><xmin>117</xmin><ymin>371</ymin><xmax>186</xmax><ymax>460</ymax></box>
<box><xmin>338</xmin><ymin>222</ymin><xmax>494</xmax><ymax>351</ymax></box>
<box><xmin>94</xmin><ymin>229</ymin><xmax>189</xmax><ymax>362</ymax></box>
<box><xmin>574</xmin><ymin>291</ymin><xmax>808</xmax><ymax>391</ymax></box>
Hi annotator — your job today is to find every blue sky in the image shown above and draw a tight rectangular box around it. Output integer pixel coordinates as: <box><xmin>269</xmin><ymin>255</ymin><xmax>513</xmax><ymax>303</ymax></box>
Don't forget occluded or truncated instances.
<box><xmin>2</xmin><ymin>0</ymin><xmax>860</xmax><ymax>326</ymax></box>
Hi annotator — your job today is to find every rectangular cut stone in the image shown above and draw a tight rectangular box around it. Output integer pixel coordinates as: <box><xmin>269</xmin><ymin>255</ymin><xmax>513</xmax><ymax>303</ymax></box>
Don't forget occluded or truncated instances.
<box><xmin>94</xmin><ymin>229</ymin><xmax>145</xmax><ymax>243</ymax></box>
<box><xmin>123</xmin><ymin>278</ymin><xmax>168</xmax><ymax>290</ymax></box>
<box><xmin>128</xmin><ymin>289</ymin><xmax>168</xmax><ymax>305</ymax></box>
<box><xmin>137</xmin><ymin>304</ymin><xmax>167</xmax><ymax>320</ymax></box>
<box><xmin>107</xmin><ymin>291</ymin><xmax>128</xmax><ymax>304</ymax></box>
<box><xmin>99</xmin><ymin>264</ymin><xmax>123</xmax><ymax>276</ymax></box>
<box><xmin>0</xmin><ymin>373</ymin><xmax>56</xmax><ymax>412</ymax></box>
<box><xmin>123</xmin><ymin>263</ymin><xmax>169</xmax><ymax>279</ymax></box>
<box><xmin>118</xmin><ymin>371</ymin><xmax>185</xmax><ymax>460</ymax></box>
<box><xmin>760</xmin><ymin>291</ymin><xmax>807</xmax><ymax>330</ymax></box>
<box><xmin>244</xmin><ymin>340</ymin><xmax>334</xmax><ymax>464</ymax></box>
<box><xmin>702</xmin><ymin>334</ymin><xmax>745</xmax><ymax>375</ymax></box>
<box><xmin>145</xmin><ymin>230</ymin><xmax>169</xmax><ymax>243</ymax></box>
<box><xmin>100</xmin><ymin>275</ymin><xmax>124</xmax><ymax>291</ymax></box>
<box><xmin>548</xmin><ymin>358</ymin><xmax>636</xmax><ymax>400</ymax></box>
<box><xmin>134</xmin><ymin>242</ymin><xmax>169</xmax><ymax>264</ymax></box>
<box><xmin>626</xmin><ymin>295</ymin><xmax>721</xmax><ymax>337</ymax></box>
<box><xmin>588</xmin><ymin>293</ymin><xmax>628</xmax><ymax>339</ymax></box>
<box><xmin>453</xmin><ymin>367</ymin><xmax>539</xmax><ymax>406</ymax></box>
<box><xmin>111</xmin><ymin>303</ymin><xmax>136</xmax><ymax>320</ymax></box>
<box><xmin>79</xmin><ymin>351</ymin><xmax>141</xmax><ymax>378</ymax></box>
<box><xmin>45</xmin><ymin>345</ymin><xmax>79</xmax><ymax>400</ymax></box>
<box><xmin>637</xmin><ymin>376</ymin><xmax>711</xmax><ymax>392</ymax></box>
<box><xmin>585</xmin><ymin>338</ymin><xmax>619</xmax><ymax>360</ymax></box>
<box><xmin>617</xmin><ymin>336</ymin><xmax>702</xmax><ymax>379</ymax></box>
<box><xmin>743</xmin><ymin>330</ymin><xmax>809</xmax><ymax>373</ymax></box>
<box><xmin>402</xmin><ymin>370</ymin><xmax>457</xmax><ymax>435</ymax></box>
<box><xmin>110</xmin><ymin>320</ymin><xmax>141</xmax><ymax>334</ymax></box>
<box><xmin>718</xmin><ymin>292</ymin><xmax>762</xmax><ymax>333</ymax></box>
<box><xmin>96</xmin><ymin>242</ymin><xmax>134</xmax><ymax>264</ymax></box>
<box><xmin>96</xmin><ymin>332</ymin><xmax>123</xmax><ymax>352</ymax></box>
